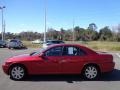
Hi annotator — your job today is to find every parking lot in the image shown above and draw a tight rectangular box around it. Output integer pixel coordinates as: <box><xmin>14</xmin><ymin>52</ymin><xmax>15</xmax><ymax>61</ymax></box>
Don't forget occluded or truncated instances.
<box><xmin>0</xmin><ymin>48</ymin><xmax>120</xmax><ymax>90</ymax></box>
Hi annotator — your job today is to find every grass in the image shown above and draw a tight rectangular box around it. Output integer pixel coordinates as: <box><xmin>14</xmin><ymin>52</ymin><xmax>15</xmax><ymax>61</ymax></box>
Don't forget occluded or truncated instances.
<box><xmin>22</xmin><ymin>41</ymin><xmax>120</xmax><ymax>51</ymax></box>
<box><xmin>87</xmin><ymin>41</ymin><xmax>120</xmax><ymax>51</ymax></box>
<box><xmin>22</xmin><ymin>41</ymin><xmax>42</xmax><ymax>48</ymax></box>
<box><xmin>66</xmin><ymin>41</ymin><xmax>120</xmax><ymax>51</ymax></box>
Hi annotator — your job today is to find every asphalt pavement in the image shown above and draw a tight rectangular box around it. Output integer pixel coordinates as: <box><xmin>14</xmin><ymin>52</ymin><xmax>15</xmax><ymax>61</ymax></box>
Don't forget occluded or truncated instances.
<box><xmin>0</xmin><ymin>48</ymin><xmax>120</xmax><ymax>90</ymax></box>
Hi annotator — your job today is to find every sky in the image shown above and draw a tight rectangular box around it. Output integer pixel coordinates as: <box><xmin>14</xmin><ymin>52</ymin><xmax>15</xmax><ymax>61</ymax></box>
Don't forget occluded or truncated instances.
<box><xmin>0</xmin><ymin>0</ymin><xmax>120</xmax><ymax>33</ymax></box>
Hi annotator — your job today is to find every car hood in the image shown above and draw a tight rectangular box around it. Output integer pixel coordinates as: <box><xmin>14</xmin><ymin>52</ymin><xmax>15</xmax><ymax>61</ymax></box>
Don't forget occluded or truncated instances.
<box><xmin>6</xmin><ymin>54</ymin><xmax>42</xmax><ymax>62</ymax></box>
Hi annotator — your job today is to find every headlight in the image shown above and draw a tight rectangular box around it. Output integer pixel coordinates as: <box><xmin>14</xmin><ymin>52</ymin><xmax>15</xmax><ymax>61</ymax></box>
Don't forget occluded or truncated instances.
<box><xmin>5</xmin><ymin>61</ymin><xmax>12</xmax><ymax>65</ymax></box>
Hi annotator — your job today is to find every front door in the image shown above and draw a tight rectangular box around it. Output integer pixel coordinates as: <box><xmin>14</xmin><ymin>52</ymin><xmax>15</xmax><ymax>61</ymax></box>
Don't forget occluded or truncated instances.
<box><xmin>37</xmin><ymin>46</ymin><xmax>63</xmax><ymax>74</ymax></box>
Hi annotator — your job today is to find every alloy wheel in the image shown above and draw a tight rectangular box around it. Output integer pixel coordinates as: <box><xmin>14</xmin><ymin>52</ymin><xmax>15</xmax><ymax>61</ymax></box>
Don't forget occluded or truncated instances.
<box><xmin>10</xmin><ymin>65</ymin><xmax>25</xmax><ymax>80</ymax></box>
<box><xmin>83</xmin><ymin>65</ymin><xmax>99</xmax><ymax>80</ymax></box>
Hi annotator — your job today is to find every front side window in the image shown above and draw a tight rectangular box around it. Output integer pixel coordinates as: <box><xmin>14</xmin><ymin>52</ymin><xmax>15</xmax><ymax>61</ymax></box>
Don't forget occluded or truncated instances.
<box><xmin>45</xmin><ymin>46</ymin><xmax>63</xmax><ymax>56</ymax></box>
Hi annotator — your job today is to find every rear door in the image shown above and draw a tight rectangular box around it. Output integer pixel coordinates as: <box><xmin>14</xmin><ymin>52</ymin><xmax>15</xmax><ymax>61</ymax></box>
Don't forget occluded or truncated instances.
<box><xmin>60</xmin><ymin>46</ymin><xmax>87</xmax><ymax>74</ymax></box>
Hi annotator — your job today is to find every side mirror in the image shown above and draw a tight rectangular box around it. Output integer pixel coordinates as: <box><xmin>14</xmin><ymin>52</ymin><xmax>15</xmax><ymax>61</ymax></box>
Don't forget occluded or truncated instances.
<box><xmin>39</xmin><ymin>53</ymin><xmax>48</xmax><ymax>61</ymax></box>
<box><xmin>39</xmin><ymin>53</ymin><xmax>45</xmax><ymax>58</ymax></box>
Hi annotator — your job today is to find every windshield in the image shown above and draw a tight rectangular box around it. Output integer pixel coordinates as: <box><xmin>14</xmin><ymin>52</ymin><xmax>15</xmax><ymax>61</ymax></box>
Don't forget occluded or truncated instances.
<box><xmin>30</xmin><ymin>48</ymin><xmax>46</xmax><ymax>56</ymax></box>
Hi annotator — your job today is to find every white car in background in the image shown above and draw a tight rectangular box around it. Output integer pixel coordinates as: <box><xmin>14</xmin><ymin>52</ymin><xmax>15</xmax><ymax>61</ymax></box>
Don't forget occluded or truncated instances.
<box><xmin>7</xmin><ymin>39</ymin><xmax>25</xmax><ymax>49</ymax></box>
<box><xmin>32</xmin><ymin>39</ymin><xmax>43</xmax><ymax>44</ymax></box>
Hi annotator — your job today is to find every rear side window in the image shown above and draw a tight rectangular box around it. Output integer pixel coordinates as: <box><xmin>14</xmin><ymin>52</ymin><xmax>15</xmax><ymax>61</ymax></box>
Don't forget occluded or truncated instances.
<box><xmin>63</xmin><ymin>46</ymin><xmax>86</xmax><ymax>56</ymax></box>
<box><xmin>79</xmin><ymin>49</ymin><xmax>87</xmax><ymax>56</ymax></box>
<box><xmin>46</xmin><ymin>40</ymin><xmax>64</xmax><ymax>44</ymax></box>
<box><xmin>10</xmin><ymin>40</ymin><xmax>17</xmax><ymax>42</ymax></box>
<box><xmin>52</xmin><ymin>41</ymin><xmax>63</xmax><ymax>44</ymax></box>
<box><xmin>46</xmin><ymin>41</ymin><xmax>51</xmax><ymax>43</ymax></box>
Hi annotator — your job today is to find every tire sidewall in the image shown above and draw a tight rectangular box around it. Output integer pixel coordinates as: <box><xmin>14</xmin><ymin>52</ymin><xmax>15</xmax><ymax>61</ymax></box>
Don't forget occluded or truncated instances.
<box><xmin>82</xmin><ymin>65</ymin><xmax>100</xmax><ymax>80</ymax></box>
<box><xmin>9</xmin><ymin>65</ymin><xmax>26</xmax><ymax>80</ymax></box>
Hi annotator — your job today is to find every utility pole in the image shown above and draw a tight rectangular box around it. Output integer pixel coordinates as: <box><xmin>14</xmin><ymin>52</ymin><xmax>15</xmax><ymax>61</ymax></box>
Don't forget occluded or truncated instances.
<box><xmin>72</xmin><ymin>19</ymin><xmax>75</xmax><ymax>42</ymax></box>
<box><xmin>44</xmin><ymin>0</ymin><xmax>47</xmax><ymax>42</ymax></box>
<box><xmin>0</xmin><ymin>6</ymin><xmax>5</xmax><ymax>41</ymax></box>
<box><xmin>3</xmin><ymin>20</ymin><xmax>5</xmax><ymax>40</ymax></box>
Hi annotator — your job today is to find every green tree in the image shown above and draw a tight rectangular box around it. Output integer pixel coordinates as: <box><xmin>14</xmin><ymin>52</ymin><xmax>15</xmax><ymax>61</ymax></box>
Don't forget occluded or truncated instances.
<box><xmin>85</xmin><ymin>23</ymin><xmax>99</xmax><ymax>41</ymax></box>
<box><xmin>88</xmin><ymin>23</ymin><xmax>97</xmax><ymax>31</ymax></box>
<box><xmin>99</xmin><ymin>26</ymin><xmax>112</xmax><ymax>41</ymax></box>
<box><xmin>74</xmin><ymin>26</ymin><xmax>86</xmax><ymax>41</ymax></box>
<box><xmin>60</xmin><ymin>28</ymin><xmax>66</xmax><ymax>40</ymax></box>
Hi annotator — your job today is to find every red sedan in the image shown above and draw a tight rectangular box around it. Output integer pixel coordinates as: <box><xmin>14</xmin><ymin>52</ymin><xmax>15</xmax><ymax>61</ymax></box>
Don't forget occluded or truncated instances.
<box><xmin>2</xmin><ymin>44</ymin><xmax>115</xmax><ymax>80</ymax></box>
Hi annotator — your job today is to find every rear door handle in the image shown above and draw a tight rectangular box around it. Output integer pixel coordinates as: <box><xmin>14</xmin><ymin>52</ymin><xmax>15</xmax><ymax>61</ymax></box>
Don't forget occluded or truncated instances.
<box><xmin>52</xmin><ymin>60</ymin><xmax>59</xmax><ymax>63</ymax></box>
<box><xmin>59</xmin><ymin>60</ymin><xmax>67</xmax><ymax>63</ymax></box>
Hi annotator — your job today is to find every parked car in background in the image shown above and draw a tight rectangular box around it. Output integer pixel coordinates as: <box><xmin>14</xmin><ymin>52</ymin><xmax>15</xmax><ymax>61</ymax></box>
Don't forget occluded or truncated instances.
<box><xmin>7</xmin><ymin>39</ymin><xmax>25</xmax><ymax>49</ymax></box>
<box><xmin>0</xmin><ymin>40</ymin><xmax>7</xmax><ymax>48</ymax></box>
<box><xmin>31</xmin><ymin>39</ymin><xmax>43</xmax><ymax>44</ymax></box>
<box><xmin>43</xmin><ymin>40</ymin><xmax>64</xmax><ymax>48</ymax></box>
<box><xmin>2</xmin><ymin>44</ymin><xmax>115</xmax><ymax>80</ymax></box>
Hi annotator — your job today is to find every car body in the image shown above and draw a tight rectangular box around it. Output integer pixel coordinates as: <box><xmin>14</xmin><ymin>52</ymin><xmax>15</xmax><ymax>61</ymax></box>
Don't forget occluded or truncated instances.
<box><xmin>43</xmin><ymin>40</ymin><xmax>64</xmax><ymax>48</ymax></box>
<box><xmin>7</xmin><ymin>39</ymin><xmax>25</xmax><ymax>49</ymax></box>
<box><xmin>32</xmin><ymin>39</ymin><xmax>43</xmax><ymax>44</ymax></box>
<box><xmin>2</xmin><ymin>44</ymin><xmax>115</xmax><ymax>80</ymax></box>
<box><xmin>0</xmin><ymin>40</ymin><xmax>7</xmax><ymax>48</ymax></box>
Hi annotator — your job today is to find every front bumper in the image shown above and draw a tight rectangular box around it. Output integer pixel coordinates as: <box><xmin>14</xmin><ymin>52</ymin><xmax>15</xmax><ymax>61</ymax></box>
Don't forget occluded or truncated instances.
<box><xmin>2</xmin><ymin>64</ymin><xmax>9</xmax><ymax>75</ymax></box>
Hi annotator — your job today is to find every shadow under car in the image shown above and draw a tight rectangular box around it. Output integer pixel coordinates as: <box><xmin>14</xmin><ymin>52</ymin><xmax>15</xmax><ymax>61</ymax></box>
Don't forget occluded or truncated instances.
<box><xmin>13</xmin><ymin>69</ymin><xmax>120</xmax><ymax>83</ymax></box>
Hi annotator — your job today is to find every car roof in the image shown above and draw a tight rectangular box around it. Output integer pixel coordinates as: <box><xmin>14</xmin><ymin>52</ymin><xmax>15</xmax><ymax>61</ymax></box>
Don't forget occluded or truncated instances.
<box><xmin>10</xmin><ymin>39</ymin><xmax>20</xmax><ymax>40</ymax></box>
<box><xmin>10</xmin><ymin>39</ymin><xmax>21</xmax><ymax>41</ymax></box>
<box><xmin>50</xmin><ymin>43</ymin><xmax>82</xmax><ymax>46</ymax></box>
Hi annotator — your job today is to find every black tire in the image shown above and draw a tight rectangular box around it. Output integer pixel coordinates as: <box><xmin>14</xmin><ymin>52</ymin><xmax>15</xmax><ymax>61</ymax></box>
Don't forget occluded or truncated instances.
<box><xmin>9</xmin><ymin>65</ymin><xmax>26</xmax><ymax>80</ymax></box>
<box><xmin>82</xmin><ymin>65</ymin><xmax>100</xmax><ymax>80</ymax></box>
<box><xmin>8</xmin><ymin>47</ymin><xmax>11</xmax><ymax>49</ymax></box>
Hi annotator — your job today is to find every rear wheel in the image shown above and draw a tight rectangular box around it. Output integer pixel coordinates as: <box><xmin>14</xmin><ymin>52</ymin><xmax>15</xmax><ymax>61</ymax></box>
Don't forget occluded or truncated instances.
<box><xmin>82</xmin><ymin>65</ymin><xmax>100</xmax><ymax>80</ymax></box>
<box><xmin>9</xmin><ymin>65</ymin><xmax>26</xmax><ymax>80</ymax></box>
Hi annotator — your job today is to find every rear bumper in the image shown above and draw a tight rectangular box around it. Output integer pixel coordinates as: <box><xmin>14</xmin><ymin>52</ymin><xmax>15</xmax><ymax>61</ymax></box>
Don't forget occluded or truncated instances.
<box><xmin>101</xmin><ymin>62</ymin><xmax>115</xmax><ymax>73</ymax></box>
<box><xmin>2</xmin><ymin>64</ymin><xmax>9</xmax><ymax>75</ymax></box>
<box><xmin>0</xmin><ymin>45</ymin><xmax>6</xmax><ymax>47</ymax></box>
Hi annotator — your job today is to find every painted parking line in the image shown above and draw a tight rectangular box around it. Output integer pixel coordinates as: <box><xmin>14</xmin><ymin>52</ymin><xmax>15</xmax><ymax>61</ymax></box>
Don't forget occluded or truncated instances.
<box><xmin>116</xmin><ymin>53</ymin><xmax>120</xmax><ymax>58</ymax></box>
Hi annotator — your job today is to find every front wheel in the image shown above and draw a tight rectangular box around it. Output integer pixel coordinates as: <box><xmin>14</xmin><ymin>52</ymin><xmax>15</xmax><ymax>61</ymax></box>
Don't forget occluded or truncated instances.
<box><xmin>82</xmin><ymin>65</ymin><xmax>100</xmax><ymax>80</ymax></box>
<box><xmin>9</xmin><ymin>65</ymin><xmax>26</xmax><ymax>80</ymax></box>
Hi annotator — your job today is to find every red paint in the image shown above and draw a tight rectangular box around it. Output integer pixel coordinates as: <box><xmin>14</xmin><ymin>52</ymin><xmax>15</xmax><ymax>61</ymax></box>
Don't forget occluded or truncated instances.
<box><xmin>2</xmin><ymin>44</ymin><xmax>115</xmax><ymax>75</ymax></box>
